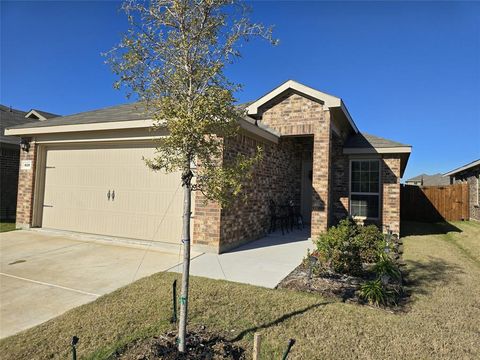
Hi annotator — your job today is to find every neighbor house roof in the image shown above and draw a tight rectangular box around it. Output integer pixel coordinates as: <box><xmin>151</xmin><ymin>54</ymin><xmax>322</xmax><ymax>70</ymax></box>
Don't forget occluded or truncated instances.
<box><xmin>0</xmin><ymin>105</ymin><xmax>39</xmax><ymax>145</ymax></box>
<box><xmin>25</xmin><ymin>109</ymin><xmax>60</xmax><ymax>120</ymax></box>
<box><xmin>443</xmin><ymin>159</ymin><xmax>480</xmax><ymax>177</ymax></box>
<box><xmin>406</xmin><ymin>173</ymin><xmax>450</xmax><ymax>186</ymax></box>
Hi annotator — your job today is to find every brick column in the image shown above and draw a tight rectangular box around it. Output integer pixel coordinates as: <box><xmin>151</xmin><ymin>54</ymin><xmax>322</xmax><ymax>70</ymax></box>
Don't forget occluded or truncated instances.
<box><xmin>16</xmin><ymin>139</ymin><xmax>37</xmax><ymax>229</ymax></box>
<box><xmin>382</xmin><ymin>156</ymin><xmax>401</xmax><ymax>235</ymax></box>
<box><xmin>311</xmin><ymin>110</ymin><xmax>331</xmax><ymax>238</ymax></box>
<box><xmin>192</xmin><ymin>138</ymin><xmax>223</xmax><ymax>252</ymax></box>
<box><xmin>192</xmin><ymin>192</ymin><xmax>222</xmax><ymax>252</ymax></box>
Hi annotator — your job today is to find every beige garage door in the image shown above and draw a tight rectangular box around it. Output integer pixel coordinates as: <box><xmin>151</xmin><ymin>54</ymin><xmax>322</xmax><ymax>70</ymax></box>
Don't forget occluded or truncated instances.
<box><xmin>41</xmin><ymin>143</ymin><xmax>183</xmax><ymax>243</ymax></box>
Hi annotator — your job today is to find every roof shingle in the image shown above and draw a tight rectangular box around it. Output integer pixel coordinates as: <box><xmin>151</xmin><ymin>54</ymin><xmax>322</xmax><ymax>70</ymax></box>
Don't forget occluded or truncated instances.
<box><xmin>344</xmin><ymin>132</ymin><xmax>410</xmax><ymax>149</ymax></box>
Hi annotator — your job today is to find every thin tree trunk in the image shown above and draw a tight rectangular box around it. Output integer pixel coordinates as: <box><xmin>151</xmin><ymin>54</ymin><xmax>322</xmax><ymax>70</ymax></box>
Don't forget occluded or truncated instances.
<box><xmin>178</xmin><ymin>169</ymin><xmax>192</xmax><ymax>352</ymax></box>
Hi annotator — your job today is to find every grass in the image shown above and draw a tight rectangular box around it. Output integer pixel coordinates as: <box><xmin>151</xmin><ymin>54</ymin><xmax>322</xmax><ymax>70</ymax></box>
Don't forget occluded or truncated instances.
<box><xmin>0</xmin><ymin>221</ymin><xmax>16</xmax><ymax>233</ymax></box>
<box><xmin>1</xmin><ymin>221</ymin><xmax>480</xmax><ymax>359</ymax></box>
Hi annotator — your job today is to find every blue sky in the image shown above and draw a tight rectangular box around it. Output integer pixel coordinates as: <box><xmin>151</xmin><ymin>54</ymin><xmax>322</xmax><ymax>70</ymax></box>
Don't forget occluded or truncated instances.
<box><xmin>1</xmin><ymin>1</ymin><xmax>479</xmax><ymax>180</ymax></box>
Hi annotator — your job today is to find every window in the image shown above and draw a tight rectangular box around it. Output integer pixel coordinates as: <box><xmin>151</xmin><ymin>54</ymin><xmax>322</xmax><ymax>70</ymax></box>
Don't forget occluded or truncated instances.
<box><xmin>350</xmin><ymin>160</ymin><xmax>380</xmax><ymax>218</ymax></box>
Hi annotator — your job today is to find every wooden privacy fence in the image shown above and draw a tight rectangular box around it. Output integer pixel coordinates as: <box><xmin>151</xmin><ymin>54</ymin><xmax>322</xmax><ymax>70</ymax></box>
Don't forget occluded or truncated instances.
<box><xmin>401</xmin><ymin>183</ymin><xmax>469</xmax><ymax>222</ymax></box>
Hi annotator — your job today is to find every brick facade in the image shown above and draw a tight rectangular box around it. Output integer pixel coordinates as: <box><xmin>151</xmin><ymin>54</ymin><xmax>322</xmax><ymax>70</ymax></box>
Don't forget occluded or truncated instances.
<box><xmin>0</xmin><ymin>144</ymin><xmax>20</xmax><ymax>220</ymax></box>
<box><xmin>452</xmin><ymin>165</ymin><xmax>480</xmax><ymax>221</ymax></box>
<box><xmin>330</xmin><ymin>132</ymin><xmax>349</xmax><ymax>225</ymax></box>
<box><xmin>329</xmin><ymin>142</ymin><xmax>402</xmax><ymax>235</ymax></box>
<box><xmin>381</xmin><ymin>155</ymin><xmax>401</xmax><ymax>234</ymax></box>
<box><xmin>11</xmin><ymin>91</ymin><xmax>406</xmax><ymax>251</ymax></box>
<box><xmin>218</xmin><ymin>135</ymin><xmax>303</xmax><ymax>252</ymax></box>
<box><xmin>260</xmin><ymin>93</ymin><xmax>331</xmax><ymax>238</ymax></box>
<box><xmin>15</xmin><ymin>140</ymin><xmax>36</xmax><ymax>228</ymax></box>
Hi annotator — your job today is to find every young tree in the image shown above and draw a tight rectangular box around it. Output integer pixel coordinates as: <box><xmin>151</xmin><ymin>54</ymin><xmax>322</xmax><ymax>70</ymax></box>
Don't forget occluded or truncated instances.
<box><xmin>105</xmin><ymin>0</ymin><xmax>275</xmax><ymax>352</ymax></box>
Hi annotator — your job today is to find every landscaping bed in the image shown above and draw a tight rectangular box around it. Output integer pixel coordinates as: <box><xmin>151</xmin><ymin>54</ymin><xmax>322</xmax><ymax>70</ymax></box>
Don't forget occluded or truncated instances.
<box><xmin>113</xmin><ymin>326</ymin><xmax>244</xmax><ymax>360</ymax></box>
<box><xmin>278</xmin><ymin>219</ymin><xmax>407</xmax><ymax>309</ymax></box>
<box><xmin>277</xmin><ymin>262</ymin><xmax>409</xmax><ymax>311</ymax></box>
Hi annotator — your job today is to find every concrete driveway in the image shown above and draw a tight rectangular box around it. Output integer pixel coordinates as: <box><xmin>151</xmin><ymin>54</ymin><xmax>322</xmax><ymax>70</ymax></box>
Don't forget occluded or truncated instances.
<box><xmin>0</xmin><ymin>230</ymin><xmax>196</xmax><ymax>339</ymax></box>
<box><xmin>0</xmin><ymin>228</ymin><xmax>312</xmax><ymax>339</ymax></box>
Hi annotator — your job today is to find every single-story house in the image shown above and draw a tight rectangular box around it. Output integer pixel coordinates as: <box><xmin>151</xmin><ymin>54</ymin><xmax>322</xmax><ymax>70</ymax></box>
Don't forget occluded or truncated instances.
<box><xmin>0</xmin><ymin>105</ymin><xmax>58</xmax><ymax>220</ymax></box>
<box><xmin>405</xmin><ymin>173</ymin><xmax>450</xmax><ymax>186</ymax></box>
<box><xmin>5</xmin><ymin>80</ymin><xmax>411</xmax><ymax>253</ymax></box>
<box><xmin>444</xmin><ymin>159</ymin><xmax>480</xmax><ymax>222</ymax></box>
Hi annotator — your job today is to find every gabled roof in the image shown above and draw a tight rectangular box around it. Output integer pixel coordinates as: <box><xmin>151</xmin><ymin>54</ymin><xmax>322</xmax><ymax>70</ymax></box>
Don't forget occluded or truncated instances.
<box><xmin>25</xmin><ymin>109</ymin><xmax>60</xmax><ymax>120</ymax></box>
<box><xmin>245</xmin><ymin>80</ymin><xmax>359</xmax><ymax>133</ymax></box>
<box><xmin>443</xmin><ymin>159</ymin><xmax>480</xmax><ymax>177</ymax></box>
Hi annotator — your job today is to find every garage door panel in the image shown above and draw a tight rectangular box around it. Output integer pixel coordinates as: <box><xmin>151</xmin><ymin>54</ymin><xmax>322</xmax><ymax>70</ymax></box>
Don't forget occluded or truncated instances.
<box><xmin>41</xmin><ymin>144</ymin><xmax>184</xmax><ymax>244</ymax></box>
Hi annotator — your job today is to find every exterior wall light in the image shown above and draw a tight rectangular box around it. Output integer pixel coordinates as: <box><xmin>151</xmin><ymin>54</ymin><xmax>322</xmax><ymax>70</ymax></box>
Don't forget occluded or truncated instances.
<box><xmin>20</xmin><ymin>138</ymin><xmax>30</xmax><ymax>152</ymax></box>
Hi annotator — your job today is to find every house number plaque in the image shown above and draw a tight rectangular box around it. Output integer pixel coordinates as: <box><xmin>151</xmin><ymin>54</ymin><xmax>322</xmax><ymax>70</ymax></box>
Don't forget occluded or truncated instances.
<box><xmin>20</xmin><ymin>160</ymin><xmax>32</xmax><ymax>171</ymax></box>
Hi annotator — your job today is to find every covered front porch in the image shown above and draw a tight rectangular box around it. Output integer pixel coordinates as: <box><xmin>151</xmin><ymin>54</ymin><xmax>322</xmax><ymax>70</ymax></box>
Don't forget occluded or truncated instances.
<box><xmin>171</xmin><ymin>228</ymin><xmax>311</xmax><ymax>288</ymax></box>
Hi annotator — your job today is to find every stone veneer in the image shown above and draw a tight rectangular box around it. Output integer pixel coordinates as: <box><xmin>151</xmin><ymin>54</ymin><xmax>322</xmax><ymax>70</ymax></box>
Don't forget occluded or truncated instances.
<box><xmin>452</xmin><ymin>165</ymin><xmax>480</xmax><ymax>221</ymax></box>
<box><xmin>15</xmin><ymin>139</ymin><xmax>36</xmax><ymax>229</ymax></box>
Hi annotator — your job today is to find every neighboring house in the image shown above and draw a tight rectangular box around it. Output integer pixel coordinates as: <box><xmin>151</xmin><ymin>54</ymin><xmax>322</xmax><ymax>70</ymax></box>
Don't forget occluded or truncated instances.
<box><xmin>0</xmin><ymin>105</ymin><xmax>58</xmax><ymax>220</ymax></box>
<box><xmin>444</xmin><ymin>159</ymin><xmax>480</xmax><ymax>222</ymax></box>
<box><xmin>5</xmin><ymin>80</ymin><xmax>411</xmax><ymax>253</ymax></box>
<box><xmin>405</xmin><ymin>173</ymin><xmax>450</xmax><ymax>186</ymax></box>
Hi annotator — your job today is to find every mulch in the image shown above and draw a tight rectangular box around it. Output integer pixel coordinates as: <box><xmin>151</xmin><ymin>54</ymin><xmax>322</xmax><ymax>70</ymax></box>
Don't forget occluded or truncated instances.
<box><xmin>113</xmin><ymin>326</ymin><xmax>245</xmax><ymax>360</ymax></box>
<box><xmin>276</xmin><ymin>263</ymin><xmax>364</xmax><ymax>303</ymax></box>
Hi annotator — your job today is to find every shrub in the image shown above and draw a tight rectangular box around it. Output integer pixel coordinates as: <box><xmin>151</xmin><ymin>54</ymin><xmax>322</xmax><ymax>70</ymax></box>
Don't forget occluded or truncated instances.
<box><xmin>373</xmin><ymin>252</ymin><xmax>401</xmax><ymax>281</ymax></box>
<box><xmin>315</xmin><ymin>218</ymin><xmax>387</xmax><ymax>276</ymax></box>
<box><xmin>316</xmin><ymin>219</ymin><xmax>363</xmax><ymax>275</ymax></box>
<box><xmin>359</xmin><ymin>279</ymin><xmax>387</xmax><ymax>306</ymax></box>
<box><xmin>355</xmin><ymin>224</ymin><xmax>385</xmax><ymax>263</ymax></box>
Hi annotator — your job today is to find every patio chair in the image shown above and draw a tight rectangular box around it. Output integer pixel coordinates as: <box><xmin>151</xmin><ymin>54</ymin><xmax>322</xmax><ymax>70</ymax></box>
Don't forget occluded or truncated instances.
<box><xmin>287</xmin><ymin>200</ymin><xmax>304</xmax><ymax>231</ymax></box>
<box><xmin>268</xmin><ymin>200</ymin><xmax>289</xmax><ymax>235</ymax></box>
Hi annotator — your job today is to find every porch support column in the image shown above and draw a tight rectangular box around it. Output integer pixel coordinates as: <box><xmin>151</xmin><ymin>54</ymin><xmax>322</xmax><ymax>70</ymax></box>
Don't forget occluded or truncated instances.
<box><xmin>311</xmin><ymin>110</ymin><xmax>332</xmax><ymax>239</ymax></box>
<box><xmin>16</xmin><ymin>139</ymin><xmax>37</xmax><ymax>229</ymax></box>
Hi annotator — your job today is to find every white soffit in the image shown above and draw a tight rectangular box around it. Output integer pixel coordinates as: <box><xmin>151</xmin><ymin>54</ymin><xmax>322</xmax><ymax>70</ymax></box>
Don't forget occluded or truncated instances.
<box><xmin>343</xmin><ymin>146</ymin><xmax>412</xmax><ymax>154</ymax></box>
<box><xmin>443</xmin><ymin>159</ymin><xmax>480</xmax><ymax>177</ymax></box>
<box><xmin>5</xmin><ymin>120</ymin><xmax>155</xmax><ymax>136</ymax></box>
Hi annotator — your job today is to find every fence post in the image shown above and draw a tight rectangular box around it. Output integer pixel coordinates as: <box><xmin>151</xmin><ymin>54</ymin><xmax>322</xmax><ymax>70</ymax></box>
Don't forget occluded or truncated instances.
<box><xmin>253</xmin><ymin>332</ymin><xmax>261</xmax><ymax>360</ymax></box>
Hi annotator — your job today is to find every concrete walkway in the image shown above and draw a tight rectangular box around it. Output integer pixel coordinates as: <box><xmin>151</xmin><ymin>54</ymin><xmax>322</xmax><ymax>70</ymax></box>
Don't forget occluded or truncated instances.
<box><xmin>170</xmin><ymin>229</ymin><xmax>313</xmax><ymax>288</ymax></box>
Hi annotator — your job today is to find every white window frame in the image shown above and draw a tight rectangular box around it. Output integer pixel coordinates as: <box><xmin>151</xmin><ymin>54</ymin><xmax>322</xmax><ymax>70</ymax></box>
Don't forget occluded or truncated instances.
<box><xmin>349</xmin><ymin>159</ymin><xmax>381</xmax><ymax>220</ymax></box>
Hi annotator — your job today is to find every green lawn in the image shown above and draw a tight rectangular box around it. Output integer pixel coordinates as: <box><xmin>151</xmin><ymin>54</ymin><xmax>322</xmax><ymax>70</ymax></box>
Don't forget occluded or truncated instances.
<box><xmin>0</xmin><ymin>222</ymin><xmax>16</xmax><ymax>233</ymax></box>
<box><xmin>1</xmin><ymin>221</ymin><xmax>479</xmax><ymax>359</ymax></box>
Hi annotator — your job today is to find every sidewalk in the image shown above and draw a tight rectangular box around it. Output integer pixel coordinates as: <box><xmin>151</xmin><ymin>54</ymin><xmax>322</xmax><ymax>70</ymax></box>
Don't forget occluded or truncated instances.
<box><xmin>169</xmin><ymin>229</ymin><xmax>313</xmax><ymax>288</ymax></box>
